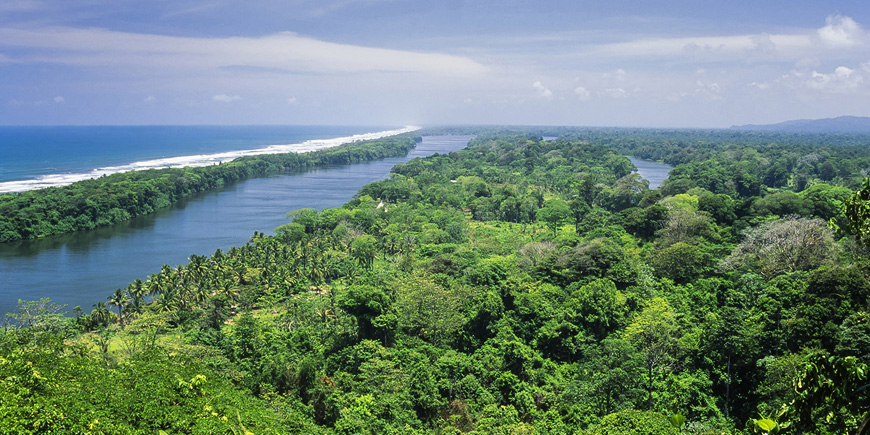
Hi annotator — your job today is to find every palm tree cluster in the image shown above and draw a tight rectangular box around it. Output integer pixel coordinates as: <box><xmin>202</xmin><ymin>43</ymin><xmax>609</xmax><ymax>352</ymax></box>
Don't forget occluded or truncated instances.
<box><xmin>77</xmin><ymin>225</ymin><xmax>381</xmax><ymax>330</ymax></box>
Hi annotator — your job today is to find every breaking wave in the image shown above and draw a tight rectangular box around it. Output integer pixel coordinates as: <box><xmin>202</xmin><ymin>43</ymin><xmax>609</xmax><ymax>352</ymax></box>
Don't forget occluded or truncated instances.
<box><xmin>0</xmin><ymin>126</ymin><xmax>419</xmax><ymax>194</ymax></box>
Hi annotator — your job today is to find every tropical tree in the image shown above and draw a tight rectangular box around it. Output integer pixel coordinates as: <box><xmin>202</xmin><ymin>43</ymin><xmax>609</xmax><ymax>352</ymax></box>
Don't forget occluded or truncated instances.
<box><xmin>655</xmin><ymin>208</ymin><xmax>717</xmax><ymax>248</ymax></box>
<box><xmin>91</xmin><ymin>301</ymin><xmax>114</xmax><ymax>326</ymax></box>
<box><xmin>609</xmin><ymin>173</ymin><xmax>649</xmax><ymax>211</ymax></box>
<box><xmin>624</xmin><ymin>297</ymin><xmax>678</xmax><ymax>410</ymax></box>
<box><xmin>339</xmin><ymin>284</ymin><xmax>396</xmax><ymax>343</ymax></box>
<box><xmin>837</xmin><ymin>176</ymin><xmax>870</xmax><ymax>245</ymax></box>
<box><xmin>393</xmin><ymin>273</ymin><xmax>466</xmax><ymax>345</ymax></box>
<box><xmin>584</xmin><ymin>409</ymin><xmax>679</xmax><ymax>435</ymax></box>
<box><xmin>108</xmin><ymin>288</ymin><xmax>130</xmax><ymax>325</ymax></box>
<box><xmin>537</xmin><ymin>198</ymin><xmax>571</xmax><ymax>233</ymax></box>
<box><xmin>128</xmin><ymin>279</ymin><xmax>148</xmax><ymax>299</ymax></box>
<box><xmin>757</xmin><ymin>352</ymin><xmax>870</xmax><ymax>434</ymax></box>
<box><xmin>720</xmin><ymin>217</ymin><xmax>835</xmax><ymax>278</ymax></box>
<box><xmin>351</xmin><ymin>234</ymin><xmax>378</xmax><ymax>270</ymax></box>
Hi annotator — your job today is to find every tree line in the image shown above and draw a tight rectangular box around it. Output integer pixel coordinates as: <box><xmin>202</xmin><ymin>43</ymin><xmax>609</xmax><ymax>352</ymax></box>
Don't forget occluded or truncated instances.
<box><xmin>0</xmin><ymin>135</ymin><xmax>419</xmax><ymax>243</ymax></box>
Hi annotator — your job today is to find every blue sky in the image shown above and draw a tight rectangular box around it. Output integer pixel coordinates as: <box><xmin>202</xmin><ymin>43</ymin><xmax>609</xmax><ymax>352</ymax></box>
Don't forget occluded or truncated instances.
<box><xmin>1</xmin><ymin>0</ymin><xmax>869</xmax><ymax>127</ymax></box>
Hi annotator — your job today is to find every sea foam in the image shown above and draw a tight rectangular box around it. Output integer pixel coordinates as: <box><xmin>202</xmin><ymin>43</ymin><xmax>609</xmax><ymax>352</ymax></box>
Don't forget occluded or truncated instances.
<box><xmin>0</xmin><ymin>126</ymin><xmax>419</xmax><ymax>194</ymax></box>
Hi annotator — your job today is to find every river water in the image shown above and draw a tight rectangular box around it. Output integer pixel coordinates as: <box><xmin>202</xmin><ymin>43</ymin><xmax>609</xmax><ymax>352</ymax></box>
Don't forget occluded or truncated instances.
<box><xmin>0</xmin><ymin>138</ymin><xmax>672</xmax><ymax>316</ymax></box>
<box><xmin>628</xmin><ymin>157</ymin><xmax>673</xmax><ymax>190</ymax></box>
<box><xmin>0</xmin><ymin>135</ymin><xmax>473</xmax><ymax>315</ymax></box>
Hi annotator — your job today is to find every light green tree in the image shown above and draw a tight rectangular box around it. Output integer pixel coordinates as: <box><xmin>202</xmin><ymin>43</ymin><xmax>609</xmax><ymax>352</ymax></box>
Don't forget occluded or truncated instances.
<box><xmin>537</xmin><ymin>198</ymin><xmax>571</xmax><ymax>233</ymax></box>
<box><xmin>350</xmin><ymin>234</ymin><xmax>378</xmax><ymax>270</ymax></box>
<box><xmin>624</xmin><ymin>297</ymin><xmax>678</xmax><ymax>410</ymax></box>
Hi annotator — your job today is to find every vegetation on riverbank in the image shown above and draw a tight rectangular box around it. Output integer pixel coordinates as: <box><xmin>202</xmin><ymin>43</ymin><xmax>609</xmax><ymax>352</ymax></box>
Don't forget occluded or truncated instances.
<box><xmin>4</xmin><ymin>128</ymin><xmax>870</xmax><ymax>434</ymax></box>
<box><xmin>0</xmin><ymin>135</ymin><xmax>419</xmax><ymax>243</ymax></box>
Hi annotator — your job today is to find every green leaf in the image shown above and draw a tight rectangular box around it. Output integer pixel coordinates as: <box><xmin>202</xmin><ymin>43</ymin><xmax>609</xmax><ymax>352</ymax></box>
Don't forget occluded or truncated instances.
<box><xmin>668</xmin><ymin>413</ymin><xmax>686</xmax><ymax>428</ymax></box>
<box><xmin>757</xmin><ymin>418</ymin><xmax>777</xmax><ymax>431</ymax></box>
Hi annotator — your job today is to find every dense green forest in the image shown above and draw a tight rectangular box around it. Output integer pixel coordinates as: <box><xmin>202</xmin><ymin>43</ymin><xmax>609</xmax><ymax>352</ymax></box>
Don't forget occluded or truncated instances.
<box><xmin>3</xmin><ymin>129</ymin><xmax>870</xmax><ymax>434</ymax></box>
<box><xmin>0</xmin><ymin>135</ymin><xmax>419</xmax><ymax>243</ymax></box>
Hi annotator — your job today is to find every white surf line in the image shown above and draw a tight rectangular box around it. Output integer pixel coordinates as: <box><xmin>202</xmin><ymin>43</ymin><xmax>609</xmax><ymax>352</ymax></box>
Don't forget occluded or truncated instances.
<box><xmin>0</xmin><ymin>126</ymin><xmax>420</xmax><ymax>194</ymax></box>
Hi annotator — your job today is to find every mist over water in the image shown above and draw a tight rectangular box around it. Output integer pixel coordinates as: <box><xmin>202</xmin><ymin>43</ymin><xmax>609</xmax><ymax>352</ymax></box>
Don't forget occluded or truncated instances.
<box><xmin>0</xmin><ymin>135</ymin><xmax>472</xmax><ymax>315</ymax></box>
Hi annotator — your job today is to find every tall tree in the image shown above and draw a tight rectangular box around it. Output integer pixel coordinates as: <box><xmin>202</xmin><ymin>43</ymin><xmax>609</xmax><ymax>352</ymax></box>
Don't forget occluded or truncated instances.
<box><xmin>623</xmin><ymin>297</ymin><xmax>678</xmax><ymax>410</ymax></box>
<box><xmin>108</xmin><ymin>288</ymin><xmax>130</xmax><ymax>325</ymax></box>
<box><xmin>720</xmin><ymin>217</ymin><xmax>835</xmax><ymax>278</ymax></box>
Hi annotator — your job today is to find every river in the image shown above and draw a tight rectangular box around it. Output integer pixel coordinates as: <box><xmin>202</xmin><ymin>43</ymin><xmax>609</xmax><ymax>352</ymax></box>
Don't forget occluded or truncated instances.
<box><xmin>628</xmin><ymin>157</ymin><xmax>673</xmax><ymax>190</ymax></box>
<box><xmin>0</xmin><ymin>135</ymin><xmax>473</xmax><ymax>315</ymax></box>
<box><xmin>0</xmin><ymin>138</ymin><xmax>672</xmax><ymax>316</ymax></box>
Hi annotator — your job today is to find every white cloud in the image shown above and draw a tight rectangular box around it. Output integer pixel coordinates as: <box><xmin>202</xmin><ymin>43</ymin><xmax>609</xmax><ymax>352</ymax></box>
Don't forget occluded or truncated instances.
<box><xmin>213</xmin><ymin>94</ymin><xmax>241</xmax><ymax>103</ymax></box>
<box><xmin>583</xmin><ymin>15</ymin><xmax>866</xmax><ymax>63</ymax></box>
<box><xmin>532</xmin><ymin>81</ymin><xmax>553</xmax><ymax>99</ymax></box>
<box><xmin>749</xmin><ymin>34</ymin><xmax>777</xmax><ymax>55</ymax></box>
<box><xmin>784</xmin><ymin>65</ymin><xmax>865</xmax><ymax>93</ymax></box>
<box><xmin>1</xmin><ymin>8</ymin><xmax>866</xmax><ymax>127</ymax></box>
<box><xmin>808</xmin><ymin>66</ymin><xmax>863</xmax><ymax>91</ymax></box>
<box><xmin>699</xmin><ymin>81</ymin><xmax>720</xmax><ymax>93</ymax></box>
<box><xmin>836</xmin><ymin>66</ymin><xmax>855</xmax><ymax>76</ymax></box>
<box><xmin>603</xmin><ymin>88</ymin><xmax>628</xmax><ymax>99</ymax></box>
<box><xmin>818</xmin><ymin>15</ymin><xmax>863</xmax><ymax>48</ymax></box>
<box><xmin>0</xmin><ymin>26</ymin><xmax>489</xmax><ymax>77</ymax></box>
<box><xmin>53</xmin><ymin>96</ymin><xmax>64</xmax><ymax>103</ymax></box>
<box><xmin>574</xmin><ymin>86</ymin><xmax>591</xmax><ymax>100</ymax></box>
<box><xmin>694</xmin><ymin>81</ymin><xmax>722</xmax><ymax>100</ymax></box>
<box><xmin>603</xmin><ymin>69</ymin><xmax>627</xmax><ymax>80</ymax></box>
<box><xmin>589</xmin><ymin>34</ymin><xmax>767</xmax><ymax>59</ymax></box>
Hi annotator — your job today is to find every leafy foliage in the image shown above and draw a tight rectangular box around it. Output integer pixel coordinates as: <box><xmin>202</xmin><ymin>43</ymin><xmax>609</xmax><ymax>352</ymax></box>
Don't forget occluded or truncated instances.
<box><xmin>5</xmin><ymin>128</ymin><xmax>870</xmax><ymax>433</ymax></box>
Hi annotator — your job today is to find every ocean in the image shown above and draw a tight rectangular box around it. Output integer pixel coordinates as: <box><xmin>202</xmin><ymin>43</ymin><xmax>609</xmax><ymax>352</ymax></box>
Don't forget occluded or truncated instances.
<box><xmin>0</xmin><ymin>125</ymin><xmax>413</xmax><ymax>193</ymax></box>
<box><xmin>0</xmin><ymin>132</ymin><xmax>473</xmax><ymax>316</ymax></box>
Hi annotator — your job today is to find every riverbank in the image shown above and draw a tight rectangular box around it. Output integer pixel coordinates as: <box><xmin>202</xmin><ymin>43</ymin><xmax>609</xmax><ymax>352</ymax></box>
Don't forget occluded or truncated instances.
<box><xmin>0</xmin><ymin>135</ymin><xmax>473</xmax><ymax>315</ymax></box>
<box><xmin>0</xmin><ymin>134</ymin><xmax>419</xmax><ymax>243</ymax></box>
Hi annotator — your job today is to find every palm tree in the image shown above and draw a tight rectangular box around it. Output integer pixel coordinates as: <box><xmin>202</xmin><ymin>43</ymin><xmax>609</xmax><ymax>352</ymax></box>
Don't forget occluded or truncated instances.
<box><xmin>128</xmin><ymin>279</ymin><xmax>147</xmax><ymax>299</ymax></box>
<box><xmin>187</xmin><ymin>254</ymin><xmax>207</xmax><ymax>281</ymax></box>
<box><xmin>108</xmin><ymin>288</ymin><xmax>130</xmax><ymax>325</ymax></box>
<box><xmin>124</xmin><ymin>295</ymin><xmax>144</xmax><ymax>319</ymax></box>
<box><xmin>216</xmin><ymin>278</ymin><xmax>240</xmax><ymax>304</ymax></box>
<box><xmin>91</xmin><ymin>301</ymin><xmax>114</xmax><ymax>327</ymax></box>
<box><xmin>152</xmin><ymin>292</ymin><xmax>177</xmax><ymax>313</ymax></box>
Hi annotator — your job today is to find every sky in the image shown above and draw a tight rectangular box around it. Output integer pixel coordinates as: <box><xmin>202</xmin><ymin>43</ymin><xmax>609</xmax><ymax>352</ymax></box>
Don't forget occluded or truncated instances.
<box><xmin>1</xmin><ymin>0</ymin><xmax>869</xmax><ymax>128</ymax></box>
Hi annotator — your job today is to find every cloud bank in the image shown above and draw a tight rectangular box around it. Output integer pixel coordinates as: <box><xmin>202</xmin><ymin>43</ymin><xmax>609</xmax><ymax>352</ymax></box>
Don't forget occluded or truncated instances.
<box><xmin>583</xmin><ymin>14</ymin><xmax>866</xmax><ymax>63</ymax></box>
<box><xmin>0</xmin><ymin>26</ymin><xmax>488</xmax><ymax>76</ymax></box>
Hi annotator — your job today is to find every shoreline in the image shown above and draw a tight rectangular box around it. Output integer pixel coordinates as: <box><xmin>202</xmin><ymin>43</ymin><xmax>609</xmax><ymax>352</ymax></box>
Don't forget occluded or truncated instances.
<box><xmin>0</xmin><ymin>126</ymin><xmax>419</xmax><ymax>194</ymax></box>
<box><xmin>0</xmin><ymin>134</ymin><xmax>421</xmax><ymax>243</ymax></box>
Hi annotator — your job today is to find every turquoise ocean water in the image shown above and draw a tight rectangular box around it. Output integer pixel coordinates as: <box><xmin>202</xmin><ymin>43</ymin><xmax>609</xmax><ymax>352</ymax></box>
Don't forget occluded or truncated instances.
<box><xmin>0</xmin><ymin>125</ymin><xmax>406</xmax><ymax>193</ymax></box>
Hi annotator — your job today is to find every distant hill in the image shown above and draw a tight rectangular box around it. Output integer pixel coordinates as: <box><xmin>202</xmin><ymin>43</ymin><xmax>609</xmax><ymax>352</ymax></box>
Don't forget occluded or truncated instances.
<box><xmin>731</xmin><ymin>116</ymin><xmax>870</xmax><ymax>134</ymax></box>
